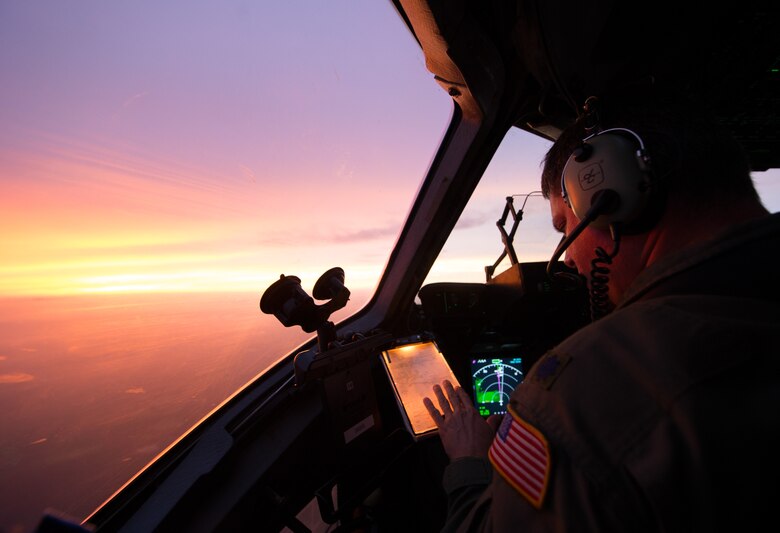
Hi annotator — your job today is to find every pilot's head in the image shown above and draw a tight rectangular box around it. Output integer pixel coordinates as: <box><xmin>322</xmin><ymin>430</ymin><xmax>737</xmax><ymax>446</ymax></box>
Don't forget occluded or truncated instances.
<box><xmin>541</xmin><ymin>89</ymin><xmax>761</xmax><ymax>305</ymax></box>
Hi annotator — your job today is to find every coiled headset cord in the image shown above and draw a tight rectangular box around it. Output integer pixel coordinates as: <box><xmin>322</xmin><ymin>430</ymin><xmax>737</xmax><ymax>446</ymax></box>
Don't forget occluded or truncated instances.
<box><xmin>546</xmin><ymin>190</ymin><xmax>620</xmax><ymax>281</ymax></box>
<box><xmin>546</xmin><ymin>189</ymin><xmax>623</xmax><ymax>321</ymax></box>
<box><xmin>589</xmin><ymin>226</ymin><xmax>621</xmax><ymax>321</ymax></box>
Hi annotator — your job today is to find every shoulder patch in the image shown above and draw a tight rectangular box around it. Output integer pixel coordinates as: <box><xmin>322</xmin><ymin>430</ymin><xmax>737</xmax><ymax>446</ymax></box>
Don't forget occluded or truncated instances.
<box><xmin>488</xmin><ymin>407</ymin><xmax>551</xmax><ymax>509</ymax></box>
<box><xmin>530</xmin><ymin>352</ymin><xmax>571</xmax><ymax>389</ymax></box>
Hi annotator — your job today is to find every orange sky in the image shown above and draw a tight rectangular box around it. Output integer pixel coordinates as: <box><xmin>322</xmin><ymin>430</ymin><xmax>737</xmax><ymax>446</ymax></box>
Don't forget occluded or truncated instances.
<box><xmin>0</xmin><ymin>131</ymin><xmax>443</xmax><ymax>295</ymax></box>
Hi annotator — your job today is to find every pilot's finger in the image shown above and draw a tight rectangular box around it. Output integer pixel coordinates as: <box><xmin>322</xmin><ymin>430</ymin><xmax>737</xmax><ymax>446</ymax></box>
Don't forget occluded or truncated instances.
<box><xmin>455</xmin><ymin>386</ymin><xmax>472</xmax><ymax>411</ymax></box>
<box><xmin>443</xmin><ymin>380</ymin><xmax>459</xmax><ymax>407</ymax></box>
<box><xmin>433</xmin><ymin>384</ymin><xmax>453</xmax><ymax>415</ymax></box>
<box><xmin>487</xmin><ymin>414</ymin><xmax>503</xmax><ymax>431</ymax></box>
<box><xmin>423</xmin><ymin>397</ymin><xmax>444</xmax><ymax>426</ymax></box>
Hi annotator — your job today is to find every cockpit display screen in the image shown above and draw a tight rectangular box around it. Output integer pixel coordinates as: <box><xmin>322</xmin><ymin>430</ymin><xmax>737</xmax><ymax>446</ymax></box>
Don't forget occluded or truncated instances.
<box><xmin>471</xmin><ymin>357</ymin><xmax>524</xmax><ymax>417</ymax></box>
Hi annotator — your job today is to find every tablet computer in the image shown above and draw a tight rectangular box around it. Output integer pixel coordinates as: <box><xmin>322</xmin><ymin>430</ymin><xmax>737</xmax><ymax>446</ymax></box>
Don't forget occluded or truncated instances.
<box><xmin>380</xmin><ymin>341</ymin><xmax>460</xmax><ymax>439</ymax></box>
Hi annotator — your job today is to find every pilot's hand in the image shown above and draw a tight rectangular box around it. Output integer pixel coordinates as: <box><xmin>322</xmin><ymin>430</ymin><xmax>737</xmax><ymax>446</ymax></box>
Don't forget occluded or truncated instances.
<box><xmin>423</xmin><ymin>380</ymin><xmax>501</xmax><ymax>461</ymax></box>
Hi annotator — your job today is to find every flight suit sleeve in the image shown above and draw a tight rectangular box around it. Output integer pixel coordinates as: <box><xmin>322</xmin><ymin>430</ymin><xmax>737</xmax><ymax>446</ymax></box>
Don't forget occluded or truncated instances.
<box><xmin>440</xmin><ymin>457</ymin><xmax>493</xmax><ymax>532</ymax></box>
<box><xmin>435</xmin><ymin>342</ymin><xmax>663</xmax><ymax>532</ymax></box>
<box><xmin>438</xmin><ymin>434</ymin><xmax>658</xmax><ymax>532</ymax></box>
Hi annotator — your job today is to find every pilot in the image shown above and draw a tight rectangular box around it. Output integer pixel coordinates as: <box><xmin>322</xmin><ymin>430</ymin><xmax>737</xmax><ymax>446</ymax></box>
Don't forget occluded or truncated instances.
<box><xmin>424</xmin><ymin>89</ymin><xmax>780</xmax><ymax>531</ymax></box>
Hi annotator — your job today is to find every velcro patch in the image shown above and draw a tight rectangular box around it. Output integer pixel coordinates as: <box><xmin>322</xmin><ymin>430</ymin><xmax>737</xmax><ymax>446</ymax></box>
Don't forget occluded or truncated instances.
<box><xmin>530</xmin><ymin>352</ymin><xmax>571</xmax><ymax>389</ymax></box>
<box><xmin>488</xmin><ymin>407</ymin><xmax>551</xmax><ymax>509</ymax></box>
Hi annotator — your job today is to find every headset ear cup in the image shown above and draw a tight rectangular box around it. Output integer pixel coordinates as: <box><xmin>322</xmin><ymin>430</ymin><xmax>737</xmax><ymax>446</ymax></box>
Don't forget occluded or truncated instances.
<box><xmin>561</xmin><ymin>129</ymin><xmax>653</xmax><ymax>230</ymax></box>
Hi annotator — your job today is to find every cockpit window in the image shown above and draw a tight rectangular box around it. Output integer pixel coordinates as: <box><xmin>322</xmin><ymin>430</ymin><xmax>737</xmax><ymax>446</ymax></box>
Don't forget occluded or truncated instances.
<box><xmin>423</xmin><ymin>128</ymin><xmax>562</xmax><ymax>286</ymax></box>
<box><xmin>425</xmin><ymin>129</ymin><xmax>780</xmax><ymax>288</ymax></box>
<box><xmin>0</xmin><ymin>2</ymin><xmax>450</xmax><ymax>531</ymax></box>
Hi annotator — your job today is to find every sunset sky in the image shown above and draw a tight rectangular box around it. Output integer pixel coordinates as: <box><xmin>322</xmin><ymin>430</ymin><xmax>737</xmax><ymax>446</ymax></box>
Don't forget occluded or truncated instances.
<box><xmin>2</xmin><ymin>1</ymin><xmax>779</xmax><ymax>297</ymax></box>
<box><xmin>1</xmin><ymin>5</ymin><xmax>779</xmax><ymax>529</ymax></box>
<box><xmin>0</xmin><ymin>1</ymin><xmax>450</xmax><ymax>297</ymax></box>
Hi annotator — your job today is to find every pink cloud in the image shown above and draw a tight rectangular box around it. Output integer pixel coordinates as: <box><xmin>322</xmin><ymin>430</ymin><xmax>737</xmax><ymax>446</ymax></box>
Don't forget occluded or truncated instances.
<box><xmin>0</xmin><ymin>373</ymin><xmax>35</xmax><ymax>384</ymax></box>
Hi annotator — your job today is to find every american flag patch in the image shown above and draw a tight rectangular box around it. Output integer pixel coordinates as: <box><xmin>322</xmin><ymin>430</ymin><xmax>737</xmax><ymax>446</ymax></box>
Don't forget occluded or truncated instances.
<box><xmin>488</xmin><ymin>408</ymin><xmax>551</xmax><ymax>509</ymax></box>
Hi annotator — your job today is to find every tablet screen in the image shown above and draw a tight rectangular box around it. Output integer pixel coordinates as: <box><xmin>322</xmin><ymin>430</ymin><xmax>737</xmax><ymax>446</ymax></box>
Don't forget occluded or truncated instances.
<box><xmin>381</xmin><ymin>341</ymin><xmax>460</xmax><ymax>437</ymax></box>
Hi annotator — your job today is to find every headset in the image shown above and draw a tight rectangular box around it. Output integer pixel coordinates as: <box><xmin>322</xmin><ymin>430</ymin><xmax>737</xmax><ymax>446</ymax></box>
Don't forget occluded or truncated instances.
<box><xmin>561</xmin><ymin>127</ymin><xmax>654</xmax><ymax>231</ymax></box>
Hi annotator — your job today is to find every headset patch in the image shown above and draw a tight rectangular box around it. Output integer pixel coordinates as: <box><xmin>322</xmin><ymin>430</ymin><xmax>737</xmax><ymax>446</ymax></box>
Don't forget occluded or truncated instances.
<box><xmin>488</xmin><ymin>408</ymin><xmax>551</xmax><ymax>509</ymax></box>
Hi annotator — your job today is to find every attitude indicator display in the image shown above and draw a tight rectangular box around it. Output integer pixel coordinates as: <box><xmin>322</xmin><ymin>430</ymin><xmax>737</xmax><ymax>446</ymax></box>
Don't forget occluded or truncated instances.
<box><xmin>471</xmin><ymin>357</ymin><xmax>524</xmax><ymax>416</ymax></box>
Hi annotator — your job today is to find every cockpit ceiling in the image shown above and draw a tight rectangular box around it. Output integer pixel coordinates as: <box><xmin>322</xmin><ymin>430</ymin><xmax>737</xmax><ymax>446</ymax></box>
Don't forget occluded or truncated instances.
<box><xmin>394</xmin><ymin>0</ymin><xmax>780</xmax><ymax>170</ymax></box>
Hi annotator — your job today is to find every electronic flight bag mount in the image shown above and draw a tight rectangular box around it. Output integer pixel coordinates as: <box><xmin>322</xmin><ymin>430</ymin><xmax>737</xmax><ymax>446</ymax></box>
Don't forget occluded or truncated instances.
<box><xmin>260</xmin><ymin>267</ymin><xmax>356</xmax><ymax>383</ymax></box>
<box><xmin>260</xmin><ymin>268</ymin><xmax>386</xmax><ymax>459</ymax></box>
